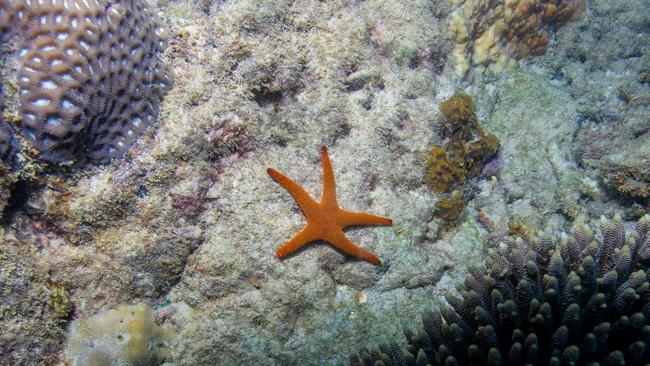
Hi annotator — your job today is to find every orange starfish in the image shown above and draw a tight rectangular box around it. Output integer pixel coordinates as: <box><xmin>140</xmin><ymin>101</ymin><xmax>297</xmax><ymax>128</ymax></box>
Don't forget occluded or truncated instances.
<box><xmin>267</xmin><ymin>146</ymin><xmax>392</xmax><ymax>265</ymax></box>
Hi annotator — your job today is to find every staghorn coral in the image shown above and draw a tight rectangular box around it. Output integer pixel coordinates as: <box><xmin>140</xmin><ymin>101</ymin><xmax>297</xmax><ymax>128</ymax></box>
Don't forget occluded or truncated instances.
<box><xmin>426</xmin><ymin>92</ymin><xmax>499</xmax><ymax>220</ymax></box>
<box><xmin>450</xmin><ymin>0</ymin><xmax>585</xmax><ymax>76</ymax></box>
<box><xmin>350</xmin><ymin>213</ymin><xmax>650</xmax><ymax>365</ymax></box>
<box><xmin>0</xmin><ymin>0</ymin><xmax>172</xmax><ymax>163</ymax></box>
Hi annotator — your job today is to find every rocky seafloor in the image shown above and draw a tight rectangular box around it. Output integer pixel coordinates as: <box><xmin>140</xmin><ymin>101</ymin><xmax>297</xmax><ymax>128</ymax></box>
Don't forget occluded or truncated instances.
<box><xmin>0</xmin><ymin>0</ymin><xmax>648</xmax><ymax>365</ymax></box>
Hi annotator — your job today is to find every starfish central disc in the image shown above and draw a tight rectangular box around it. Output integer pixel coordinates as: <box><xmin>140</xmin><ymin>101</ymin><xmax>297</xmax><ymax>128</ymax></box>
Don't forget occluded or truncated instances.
<box><xmin>267</xmin><ymin>146</ymin><xmax>392</xmax><ymax>265</ymax></box>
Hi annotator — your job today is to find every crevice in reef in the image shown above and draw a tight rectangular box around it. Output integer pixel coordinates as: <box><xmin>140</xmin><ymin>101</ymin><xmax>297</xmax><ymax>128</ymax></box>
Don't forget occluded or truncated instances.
<box><xmin>1</xmin><ymin>178</ymin><xmax>29</xmax><ymax>224</ymax></box>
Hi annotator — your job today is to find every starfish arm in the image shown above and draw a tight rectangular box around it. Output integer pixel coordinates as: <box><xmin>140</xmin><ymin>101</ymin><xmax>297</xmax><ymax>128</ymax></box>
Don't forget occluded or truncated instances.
<box><xmin>337</xmin><ymin>209</ymin><xmax>393</xmax><ymax>228</ymax></box>
<box><xmin>268</xmin><ymin>168</ymin><xmax>320</xmax><ymax>218</ymax></box>
<box><xmin>326</xmin><ymin>230</ymin><xmax>382</xmax><ymax>265</ymax></box>
<box><xmin>319</xmin><ymin>146</ymin><xmax>338</xmax><ymax>208</ymax></box>
<box><xmin>276</xmin><ymin>225</ymin><xmax>320</xmax><ymax>260</ymax></box>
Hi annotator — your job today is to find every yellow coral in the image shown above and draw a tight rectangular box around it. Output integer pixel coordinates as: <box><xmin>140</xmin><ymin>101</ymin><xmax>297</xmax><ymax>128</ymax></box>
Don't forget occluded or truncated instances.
<box><xmin>426</xmin><ymin>92</ymin><xmax>500</xmax><ymax>220</ymax></box>
<box><xmin>435</xmin><ymin>191</ymin><xmax>464</xmax><ymax>221</ymax></box>
<box><xmin>426</xmin><ymin>147</ymin><xmax>466</xmax><ymax>193</ymax></box>
<box><xmin>468</xmin><ymin>132</ymin><xmax>500</xmax><ymax>175</ymax></box>
<box><xmin>439</xmin><ymin>92</ymin><xmax>475</xmax><ymax>126</ymax></box>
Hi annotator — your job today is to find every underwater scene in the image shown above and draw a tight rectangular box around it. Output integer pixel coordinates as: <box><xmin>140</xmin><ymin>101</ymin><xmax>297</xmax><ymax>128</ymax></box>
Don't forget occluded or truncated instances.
<box><xmin>0</xmin><ymin>0</ymin><xmax>649</xmax><ymax>365</ymax></box>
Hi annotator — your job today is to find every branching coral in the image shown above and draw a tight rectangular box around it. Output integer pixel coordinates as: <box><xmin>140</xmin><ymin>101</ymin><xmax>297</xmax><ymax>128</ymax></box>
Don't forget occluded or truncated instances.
<box><xmin>0</xmin><ymin>0</ymin><xmax>172</xmax><ymax>163</ymax></box>
<box><xmin>426</xmin><ymin>92</ymin><xmax>499</xmax><ymax>220</ymax></box>
<box><xmin>450</xmin><ymin>0</ymin><xmax>585</xmax><ymax>76</ymax></box>
<box><xmin>349</xmin><ymin>214</ymin><xmax>650</xmax><ymax>365</ymax></box>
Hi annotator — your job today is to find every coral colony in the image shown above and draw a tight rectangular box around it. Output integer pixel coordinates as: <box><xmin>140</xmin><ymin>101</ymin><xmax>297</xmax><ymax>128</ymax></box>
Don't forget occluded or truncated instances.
<box><xmin>0</xmin><ymin>0</ymin><xmax>172</xmax><ymax>163</ymax></box>
<box><xmin>450</xmin><ymin>0</ymin><xmax>585</xmax><ymax>75</ymax></box>
<box><xmin>350</xmin><ymin>215</ymin><xmax>650</xmax><ymax>365</ymax></box>
<box><xmin>426</xmin><ymin>92</ymin><xmax>500</xmax><ymax>220</ymax></box>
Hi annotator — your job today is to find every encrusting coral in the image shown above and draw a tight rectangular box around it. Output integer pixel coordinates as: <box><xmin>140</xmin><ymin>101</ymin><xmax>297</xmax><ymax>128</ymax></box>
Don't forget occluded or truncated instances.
<box><xmin>426</xmin><ymin>92</ymin><xmax>499</xmax><ymax>220</ymax></box>
<box><xmin>65</xmin><ymin>304</ymin><xmax>171</xmax><ymax>366</ymax></box>
<box><xmin>349</xmin><ymin>213</ymin><xmax>650</xmax><ymax>365</ymax></box>
<box><xmin>450</xmin><ymin>0</ymin><xmax>585</xmax><ymax>76</ymax></box>
<box><xmin>0</xmin><ymin>0</ymin><xmax>172</xmax><ymax>163</ymax></box>
<box><xmin>268</xmin><ymin>146</ymin><xmax>392</xmax><ymax>265</ymax></box>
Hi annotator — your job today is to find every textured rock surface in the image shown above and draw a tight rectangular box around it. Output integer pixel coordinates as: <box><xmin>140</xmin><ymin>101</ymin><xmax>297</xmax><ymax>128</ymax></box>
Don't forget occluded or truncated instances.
<box><xmin>0</xmin><ymin>231</ymin><xmax>70</xmax><ymax>365</ymax></box>
<box><xmin>534</xmin><ymin>0</ymin><xmax>650</xmax><ymax>207</ymax></box>
<box><xmin>0</xmin><ymin>116</ymin><xmax>10</xmax><ymax>161</ymax></box>
<box><xmin>481</xmin><ymin>71</ymin><xmax>588</xmax><ymax>225</ymax></box>
<box><xmin>0</xmin><ymin>0</ymin><xmax>172</xmax><ymax>163</ymax></box>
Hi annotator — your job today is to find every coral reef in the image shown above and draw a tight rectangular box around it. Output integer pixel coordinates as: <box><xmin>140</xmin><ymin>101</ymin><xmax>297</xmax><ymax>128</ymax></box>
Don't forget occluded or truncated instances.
<box><xmin>65</xmin><ymin>304</ymin><xmax>171</xmax><ymax>366</ymax></box>
<box><xmin>0</xmin><ymin>0</ymin><xmax>638</xmax><ymax>364</ymax></box>
<box><xmin>426</xmin><ymin>92</ymin><xmax>499</xmax><ymax>220</ymax></box>
<box><xmin>0</xmin><ymin>0</ymin><xmax>172</xmax><ymax>163</ymax></box>
<box><xmin>450</xmin><ymin>0</ymin><xmax>585</xmax><ymax>76</ymax></box>
<box><xmin>349</xmin><ymin>214</ymin><xmax>650</xmax><ymax>365</ymax></box>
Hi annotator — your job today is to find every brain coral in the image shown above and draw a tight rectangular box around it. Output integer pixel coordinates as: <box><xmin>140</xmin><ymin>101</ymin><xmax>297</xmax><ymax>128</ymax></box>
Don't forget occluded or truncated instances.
<box><xmin>0</xmin><ymin>0</ymin><xmax>172</xmax><ymax>163</ymax></box>
<box><xmin>350</xmin><ymin>214</ymin><xmax>650</xmax><ymax>365</ymax></box>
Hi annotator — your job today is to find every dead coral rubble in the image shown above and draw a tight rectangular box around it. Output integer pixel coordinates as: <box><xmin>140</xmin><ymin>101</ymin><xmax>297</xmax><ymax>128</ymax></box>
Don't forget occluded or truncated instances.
<box><xmin>349</xmin><ymin>214</ymin><xmax>650</xmax><ymax>365</ymax></box>
<box><xmin>0</xmin><ymin>0</ymin><xmax>172</xmax><ymax>163</ymax></box>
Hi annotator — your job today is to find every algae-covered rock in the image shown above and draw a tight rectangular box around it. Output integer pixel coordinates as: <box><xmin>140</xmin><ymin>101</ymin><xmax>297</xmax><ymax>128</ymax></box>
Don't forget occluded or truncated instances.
<box><xmin>483</xmin><ymin>71</ymin><xmax>592</xmax><ymax>225</ymax></box>
<box><xmin>0</xmin><ymin>162</ymin><xmax>15</xmax><ymax>216</ymax></box>
<box><xmin>534</xmin><ymin>0</ymin><xmax>650</xmax><ymax>208</ymax></box>
<box><xmin>0</xmin><ymin>231</ymin><xmax>69</xmax><ymax>364</ymax></box>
